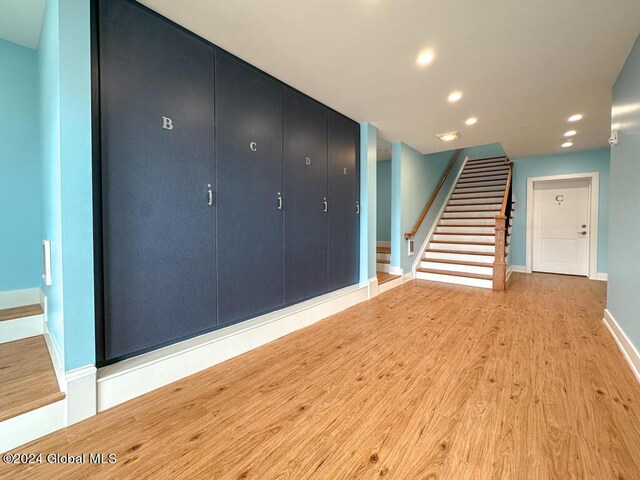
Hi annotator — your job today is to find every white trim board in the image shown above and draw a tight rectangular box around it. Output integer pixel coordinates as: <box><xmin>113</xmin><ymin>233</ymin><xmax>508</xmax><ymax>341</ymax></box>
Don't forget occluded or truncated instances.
<box><xmin>0</xmin><ymin>314</ymin><xmax>43</xmax><ymax>344</ymax></box>
<box><xmin>44</xmin><ymin>320</ymin><xmax>66</xmax><ymax>392</ymax></box>
<box><xmin>98</xmin><ymin>283</ymin><xmax>369</xmax><ymax>412</ymax></box>
<box><xmin>378</xmin><ymin>277</ymin><xmax>402</xmax><ymax>294</ymax></box>
<box><xmin>0</xmin><ymin>399</ymin><xmax>66</xmax><ymax>453</ymax></box>
<box><xmin>603</xmin><ymin>309</ymin><xmax>640</xmax><ymax>385</ymax></box>
<box><xmin>511</xmin><ymin>265</ymin><xmax>527</xmax><ymax>273</ymax></box>
<box><xmin>0</xmin><ymin>288</ymin><xmax>41</xmax><ymax>309</ymax></box>
<box><xmin>403</xmin><ymin>271</ymin><xmax>415</xmax><ymax>283</ymax></box>
<box><xmin>411</xmin><ymin>156</ymin><xmax>470</xmax><ymax>274</ymax></box>
<box><xmin>66</xmin><ymin>366</ymin><xmax>97</xmax><ymax>425</ymax></box>
<box><xmin>525</xmin><ymin>172</ymin><xmax>600</xmax><ymax>280</ymax></box>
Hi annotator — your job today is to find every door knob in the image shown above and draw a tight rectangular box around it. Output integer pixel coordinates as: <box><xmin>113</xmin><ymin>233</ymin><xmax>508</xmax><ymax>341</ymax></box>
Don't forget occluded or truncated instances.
<box><xmin>579</xmin><ymin>231</ymin><xmax>587</xmax><ymax>236</ymax></box>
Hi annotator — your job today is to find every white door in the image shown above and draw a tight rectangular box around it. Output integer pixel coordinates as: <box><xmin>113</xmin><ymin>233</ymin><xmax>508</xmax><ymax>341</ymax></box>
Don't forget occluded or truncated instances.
<box><xmin>532</xmin><ymin>179</ymin><xmax>590</xmax><ymax>276</ymax></box>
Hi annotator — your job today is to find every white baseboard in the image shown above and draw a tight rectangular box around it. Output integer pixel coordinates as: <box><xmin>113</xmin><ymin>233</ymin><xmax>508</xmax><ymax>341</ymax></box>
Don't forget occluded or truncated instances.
<box><xmin>43</xmin><ymin>320</ymin><xmax>66</xmax><ymax>392</ymax></box>
<box><xmin>0</xmin><ymin>288</ymin><xmax>41</xmax><ymax>310</ymax></box>
<box><xmin>510</xmin><ymin>265</ymin><xmax>527</xmax><ymax>273</ymax></box>
<box><xmin>368</xmin><ymin>276</ymin><xmax>379</xmax><ymax>298</ymax></box>
<box><xmin>97</xmin><ymin>283</ymin><xmax>369</xmax><ymax>412</ymax></box>
<box><xmin>403</xmin><ymin>271</ymin><xmax>415</xmax><ymax>283</ymax></box>
<box><xmin>66</xmin><ymin>365</ymin><xmax>97</xmax><ymax>425</ymax></box>
<box><xmin>0</xmin><ymin>399</ymin><xmax>66</xmax><ymax>453</ymax></box>
<box><xmin>0</xmin><ymin>314</ymin><xmax>43</xmax><ymax>344</ymax></box>
<box><xmin>389</xmin><ymin>266</ymin><xmax>403</xmax><ymax>277</ymax></box>
<box><xmin>603</xmin><ymin>309</ymin><xmax>640</xmax><ymax>385</ymax></box>
<box><xmin>592</xmin><ymin>273</ymin><xmax>608</xmax><ymax>281</ymax></box>
<box><xmin>506</xmin><ymin>266</ymin><xmax>513</xmax><ymax>282</ymax></box>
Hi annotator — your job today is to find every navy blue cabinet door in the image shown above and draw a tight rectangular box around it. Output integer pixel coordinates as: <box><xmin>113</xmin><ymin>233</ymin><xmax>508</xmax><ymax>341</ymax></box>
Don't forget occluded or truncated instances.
<box><xmin>215</xmin><ymin>52</ymin><xmax>285</xmax><ymax>325</ymax></box>
<box><xmin>327</xmin><ymin>112</ymin><xmax>361</xmax><ymax>290</ymax></box>
<box><xmin>99</xmin><ymin>0</ymin><xmax>217</xmax><ymax>361</ymax></box>
<box><xmin>283</xmin><ymin>89</ymin><xmax>329</xmax><ymax>303</ymax></box>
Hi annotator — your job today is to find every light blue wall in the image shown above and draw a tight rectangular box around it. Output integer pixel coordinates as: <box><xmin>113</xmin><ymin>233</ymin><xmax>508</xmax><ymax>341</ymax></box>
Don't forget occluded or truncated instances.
<box><xmin>393</xmin><ymin>143</ymin><xmax>454</xmax><ymax>273</ymax></box>
<box><xmin>460</xmin><ymin>143</ymin><xmax>506</xmax><ymax>160</ymax></box>
<box><xmin>38</xmin><ymin>0</ymin><xmax>95</xmax><ymax>371</ymax></box>
<box><xmin>360</xmin><ymin>123</ymin><xmax>377</xmax><ymax>283</ymax></box>
<box><xmin>376</xmin><ymin>160</ymin><xmax>391</xmax><ymax>242</ymax></box>
<box><xmin>608</xmin><ymin>34</ymin><xmax>640</xmax><ymax>352</ymax></box>
<box><xmin>0</xmin><ymin>39</ymin><xmax>42</xmax><ymax>291</ymax></box>
<box><xmin>510</xmin><ymin>148</ymin><xmax>610</xmax><ymax>273</ymax></box>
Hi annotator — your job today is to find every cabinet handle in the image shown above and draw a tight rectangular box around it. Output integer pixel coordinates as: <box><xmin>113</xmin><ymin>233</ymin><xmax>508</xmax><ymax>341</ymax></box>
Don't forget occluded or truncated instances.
<box><xmin>277</xmin><ymin>192</ymin><xmax>283</xmax><ymax>210</ymax></box>
<box><xmin>356</xmin><ymin>202</ymin><xmax>360</xmax><ymax>215</ymax></box>
<box><xmin>323</xmin><ymin>197</ymin><xmax>328</xmax><ymax>213</ymax></box>
<box><xmin>207</xmin><ymin>184</ymin><xmax>213</xmax><ymax>206</ymax></box>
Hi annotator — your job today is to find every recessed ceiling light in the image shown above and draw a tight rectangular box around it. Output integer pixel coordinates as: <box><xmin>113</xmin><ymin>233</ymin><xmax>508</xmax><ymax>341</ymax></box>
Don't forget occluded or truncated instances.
<box><xmin>448</xmin><ymin>91</ymin><xmax>463</xmax><ymax>103</ymax></box>
<box><xmin>416</xmin><ymin>50</ymin><xmax>434</xmax><ymax>67</ymax></box>
<box><xmin>564</xmin><ymin>130</ymin><xmax>577</xmax><ymax>137</ymax></box>
<box><xmin>562</xmin><ymin>141</ymin><xmax>573</xmax><ymax>148</ymax></box>
<box><xmin>568</xmin><ymin>114</ymin><xmax>583</xmax><ymax>122</ymax></box>
<box><xmin>465</xmin><ymin>117</ymin><xmax>478</xmax><ymax>126</ymax></box>
<box><xmin>436</xmin><ymin>131</ymin><xmax>461</xmax><ymax>142</ymax></box>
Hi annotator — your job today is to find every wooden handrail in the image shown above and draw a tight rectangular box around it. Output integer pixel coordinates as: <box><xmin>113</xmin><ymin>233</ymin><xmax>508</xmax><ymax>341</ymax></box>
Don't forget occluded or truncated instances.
<box><xmin>499</xmin><ymin>162</ymin><xmax>514</xmax><ymax>216</ymax></box>
<box><xmin>404</xmin><ymin>149</ymin><xmax>462</xmax><ymax>240</ymax></box>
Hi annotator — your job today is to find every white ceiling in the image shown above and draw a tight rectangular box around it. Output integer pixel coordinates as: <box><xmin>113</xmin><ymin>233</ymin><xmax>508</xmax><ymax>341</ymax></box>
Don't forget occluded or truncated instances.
<box><xmin>0</xmin><ymin>0</ymin><xmax>46</xmax><ymax>49</ymax></box>
<box><xmin>139</xmin><ymin>0</ymin><xmax>640</xmax><ymax>158</ymax></box>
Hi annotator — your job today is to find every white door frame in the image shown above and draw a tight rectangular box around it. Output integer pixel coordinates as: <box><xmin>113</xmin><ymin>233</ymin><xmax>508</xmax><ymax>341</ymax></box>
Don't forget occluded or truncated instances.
<box><xmin>526</xmin><ymin>172</ymin><xmax>599</xmax><ymax>279</ymax></box>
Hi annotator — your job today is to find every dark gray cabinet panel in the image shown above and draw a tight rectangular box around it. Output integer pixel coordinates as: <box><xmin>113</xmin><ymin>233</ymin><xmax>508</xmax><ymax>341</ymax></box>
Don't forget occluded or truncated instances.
<box><xmin>283</xmin><ymin>89</ymin><xmax>329</xmax><ymax>303</ymax></box>
<box><xmin>328</xmin><ymin>112</ymin><xmax>360</xmax><ymax>290</ymax></box>
<box><xmin>99</xmin><ymin>0</ymin><xmax>216</xmax><ymax>361</ymax></box>
<box><xmin>215</xmin><ymin>52</ymin><xmax>285</xmax><ymax>325</ymax></box>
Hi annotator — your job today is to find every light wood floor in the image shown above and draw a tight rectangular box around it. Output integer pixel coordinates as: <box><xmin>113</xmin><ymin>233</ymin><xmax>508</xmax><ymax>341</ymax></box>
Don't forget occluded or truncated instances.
<box><xmin>376</xmin><ymin>272</ymin><xmax>400</xmax><ymax>285</ymax></box>
<box><xmin>0</xmin><ymin>336</ymin><xmax>64</xmax><ymax>422</ymax></box>
<box><xmin>0</xmin><ymin>304</ymin><xmax>42</xmax><ymax>322</ymax></box>
<box><xmin>3</xmin><ymin>273</ymin><xmax>640</xmax><ymax>479</ymax></box>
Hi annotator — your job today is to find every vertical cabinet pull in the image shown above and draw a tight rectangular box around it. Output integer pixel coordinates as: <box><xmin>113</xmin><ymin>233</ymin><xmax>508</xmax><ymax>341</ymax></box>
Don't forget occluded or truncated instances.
<box><xmin>356</xmin><ymin>202</ymin><xmax>360</xmax><ymax>215</ymax></box>
<box><xmin>323</xmin><ymin>197</ymin><xmax>328</xmax><ymax>213</ymax></box>
<box><xmin>277</xmin><ymin>192</ymin><xmax>283</xmax><ymax>210</ymax></box>
<box><xmin>207</xmin><ymin>184</ymin><xmax>213</xmax><ymax>206</ymax></box>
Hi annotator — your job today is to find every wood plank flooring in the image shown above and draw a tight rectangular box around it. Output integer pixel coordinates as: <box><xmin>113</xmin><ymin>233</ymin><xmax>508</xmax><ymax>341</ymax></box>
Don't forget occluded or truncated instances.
<box><xmin>0</xmin><ymin>336</ymin><xmax>64</xmax><ymax>422</ymax></box>
<box><xmin>376</xmin><ymin>272</ymin><xmax>399</xmax><ymax>285</ymax></box>
<box><xmin>3</xmin><ymin>273</ymin><xmax>639</xmax><ymax>479</ymax></box>
<box><xmin>0</xmin><ymin>304</ymin><xmax>42</xmax><ymax>322</ymax></box>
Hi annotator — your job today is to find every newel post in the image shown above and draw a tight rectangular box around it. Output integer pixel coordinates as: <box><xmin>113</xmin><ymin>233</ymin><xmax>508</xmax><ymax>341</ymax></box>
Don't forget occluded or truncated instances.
<box><xmin>493</xmin><ymin>214</ymin><xmax>507</xmax><ymax>291</ymax></box>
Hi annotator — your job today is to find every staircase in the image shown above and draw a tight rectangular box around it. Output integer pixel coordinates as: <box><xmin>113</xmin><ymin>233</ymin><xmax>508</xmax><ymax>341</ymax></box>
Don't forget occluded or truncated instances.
<box><xmin>376</xmin><ymin>242</ymin><xmax>391</xmax><ymax>272</ymax></box>
<box><xmin>416</xmin><ymin>156</ymin><xmax>514</xmax><ymax>289</ymax></box>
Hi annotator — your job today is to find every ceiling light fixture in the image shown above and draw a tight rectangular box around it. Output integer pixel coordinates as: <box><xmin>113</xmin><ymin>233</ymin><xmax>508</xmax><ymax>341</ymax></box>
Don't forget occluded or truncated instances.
<box><xmin>465</xmin><ymin>117</ymin><xmax>478</xmax><ymax>126</ymax></box>
<box><xmin>564</xmin><ymin>130</ymin><xmax>577</xmax><ymax>137</ymax></box>
<box><xmin>448</xmin><ymin>91</ymin><xmax>463</xmax><ymax>103</ymax></box>
<box><xmin>436</xmin><ymin>131</ymin><xmax>461</xmax><ymax>142</ymax></box>
<box><xmin>562</xmin><ymin>141</ymin><xmax>573</xmax><ymax>148</ymax></box>
<box><xmin>568</xmin><ymin>114</ymin><xmax>583</xmax><ymax>122</ymax></box>
<box><xmin>416</xmin><ymin>50</ymin><xmax>435</xmax><ymax>67</ymax></box>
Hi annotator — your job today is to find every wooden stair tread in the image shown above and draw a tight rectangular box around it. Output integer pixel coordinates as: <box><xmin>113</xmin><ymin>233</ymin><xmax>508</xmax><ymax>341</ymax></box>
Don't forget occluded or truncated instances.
<box><xmin>376</xmin><ymin>246</ymin><xmax>391</xmax><ymax>254</ymax></box>
<box><xmin>376</xmin><ymin>272</ymin><xmax>400</xmax><ymax>285</ymax></box>
<box><xmin>377</xmin><ymin>259</ymin><xmax>390</xmax><ymax>264</ymax></box>
<box><xmin>430</xmin><ymin>240</ymin><xmax>495</xmax><ymax>246</ymax></box>
<box><xmin>463</xmin><ymin>165</ymin><xmax>508</xmax><ymax>172</ymax></box>
<box><xmin>458</xmin><ymin>177</ymin><xmax>508</xmax><ymax>184</ymax></box>
<box><xmin>421</xmin><ymin>258</ymin><xmax>493</xmax><ymax>268</ymax></box>
<box><xmin>453</xmin><ymin>190</ymin><xmax>505</xmax><ymax>195</ymax></box>
<box><xmin>417</xmin><ymin>268</ymin><xmax>492</xmax><ymax>280</ymax></box>
<box><xmin>425</xmin><ymin>248</ymin><xmax>494</xmax><ymax>256</ymax></box>
<box><xmin>454</xmin><ymin>183</ymin><xmax>508</xmax><ymax>190</ymax></box>
<box><xmin>450</xmin><ymin>195</ymin><xmax>504</xmax><ymax>201</ymax></box>
<box><xmin>0</xmin><ymin>336</ymin><xmax>65</xmax><ymax>423</ymax></box>
<box><xmin>0</xmin><ymin>304</ymin><xmax>43</xmax><ymax>322</ymax></box>
<box><xmin>443</xmin><ymin>215</ymin><xmax>514</xmax><ymax>219</ymax></box>
<box><xmin>466</xmin><ymin>156</ymin><xmax>507</xmax><ymax>163</ymax></box>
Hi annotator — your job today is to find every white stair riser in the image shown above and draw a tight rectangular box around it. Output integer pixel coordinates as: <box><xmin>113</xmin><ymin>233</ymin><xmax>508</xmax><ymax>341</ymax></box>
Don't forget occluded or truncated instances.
<box><xmin>416</xmin><ymin>272</ymin><xmax>493</xmax><ymax>289</ymax></box>
<box><xmin>459</xmin><ymin>175</ymin><xmax>509</xmax><ymax>184</ymax></box>
<box><xmin>432</xmin><ymin>233</ymin><xmax>495</xmax><ymax>242</ymax></box>
<box><xmin>457</xmin><ymin>178</ymin><xmax>508</xmax><ymax>186</ymax></box>
<box><xmin>376</xmin><ymin>263</ymin><xmax>391</xmax><ymax>273</ymax></box>
<box><xmin>430</xmin><ymin>242</ymin><xmax>495</xmax><ymax>253</ymax></box>
<box><xmin>440</xmin><ymin>218</ymin><xmax>495</xmax><ymax>226</ymax></box>
<box><xmin>446</xmin><ymin>204</ymin><xmax>501</xmax><ymax>211</ymax></box>
<box><xmin>466</xmin><ymin>159</ymin><xmax>506</xmax><ymax>167</ymax></box>
<box><xmin>436</xmin><ymin>226</ymin><xmax>495</xmax><ymax>234</ymax></box>
<box><xmin>442</xmin><ymin>211</ymin><xmax>497</xmax><ymax>219</ymax></box>
<box><xmin>424</xmin><ymin>251</ymin><xmax>495</xmax><ymax>263</ymax></box>
<box><xmin>454</xmin><ymin>184</ymin><xmax>507</xmax><ymax>193</ymax></box>
<box><xmin>451</xmin><ymin>191</ymin><xmax>505</xmax><ymax>199</ymax></box>
<box><xmin>376</xmin><ymin>253</ymin><xmax>391</xmax><ymax>261</ymax></box>
<box><xmin>460</xmin><ymin>168</ymin><xmax>509</xmax><ymax>178</ymax></box>
<box><xmin>420</xmin><ymin>261</ymin><xmax>493</xmax><ymax>275</ymax></box>
<box><xmin>463</xmin><ymin>164</ymin><xmax>509</xmax><ymax>173</ymax></box>
<box><xmin>0</xmin><ymin>314</ymin><xmax>44</xmax><ymax>344</ymax></box>
<box><xmin>448</xmin><ymin>196</ymin><xmax>503</xmax><ymax>205</ymax></box>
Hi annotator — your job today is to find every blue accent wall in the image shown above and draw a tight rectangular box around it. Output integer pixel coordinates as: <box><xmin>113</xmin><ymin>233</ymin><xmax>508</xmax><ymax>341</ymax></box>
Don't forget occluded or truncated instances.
<box><xmin>376</xmin><ymin>160</ymin><xmax>391</xmax><ymax>242</ymax></box>
<box><xmin>460</xmin><ymin>143</ymin><xmax>506</xmax><ymax>161</ymax></box>
<box><xmin>608</xmin><ymin>34</ymin><xmax>640</xmax><ymax>352</ymax></box>
<box><xmin>510</xmin><ymin>148</ymin><xmax>610</xmax><ymax>273</ymax></box>
<box><xmin>393</xmin><ymin>143</ymin><xmax>454</xmax><ymax>273</ymax></box>
<box><xmin>38</xmin><ymin>0</ymin><xmax>95</xmax><ymax>371</ymax></box>
<box><xmin>0</xmin><ymin>39</ymin><xmax>42</xmax><ymax>291</ymax></box>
